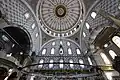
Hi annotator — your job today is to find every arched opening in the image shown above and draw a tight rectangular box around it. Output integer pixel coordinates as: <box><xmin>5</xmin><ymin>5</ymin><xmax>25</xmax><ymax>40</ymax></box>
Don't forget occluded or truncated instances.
<box><xmin>42</xmin><ymin>49</ymin><xmax>46</xmax><ymax>55</ymax></box>
<box><xmin>109</xmin><ymin>50</ymin><xmax>117</xmax><ymax>59</ymax></box>
<box><xmin>51</xmin><ymin>48</ymin><xmax>55</xmax><ymax>54</ymax></box>
<box><xmin>68</xmin><ymin>48</ymin><xmax>72</xmax><ymax>55</ymax></box>
<box><xmin>3</xmin><ymin>26</ymin><xmax>31</xmax><ymax>54</ymax></box>
<box><xmin>112</xmin><ymin>36</ymin><xmax>120</xmax><ymax>48</ymax></box>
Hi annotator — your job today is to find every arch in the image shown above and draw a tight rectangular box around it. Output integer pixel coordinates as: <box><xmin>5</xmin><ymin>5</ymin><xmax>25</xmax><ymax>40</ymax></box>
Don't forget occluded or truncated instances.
<box><xmin>85</xmin><ymin>23</ymin><xmax>90</xmax><ymax>29</ymax></box>
<box><xmin>42</xmin><ymin>49</ymin><xmax>46</xmax><ymax>55</ymax></box>
<box><xmin>112</xmin><ymin>36</ymin><xmax>120</xmax><ymax>48</ymax></box>
<box><xmin>68</xmin><ymin>48</ymin><xmax>72</xmax><ymax>55</ymax></box>
<box><xmin>3</xmin><ymin>26</ymin><xmax>32</xmax><ymax>54</ymax></box>
<box><xmin>51</xmin><ymin>48</ymin><xmax>55</xmax><ymax>54</ymax></box>
<box><xmin>109</xmin><ymin>50</ymin><xmax>117</xmax><ymax>59</ymax></box>
<box><xmin>76</xmin><ymin>48</ymin><xmax>81</xmax><ymax>54</ymax></box>
<box><xmin>67</xmin><ymin>42</ymin><xmax>71</xmax><ymax>46</ymax></box>
<box><xmin>88</xmin><ymin>57</ymin><xmax>92</xmax><ymax>65</ymax></box>
<box><xmin>91</xmin><ymin>12</ymin><xmax>97</xmax><ymax>19</ymax></box>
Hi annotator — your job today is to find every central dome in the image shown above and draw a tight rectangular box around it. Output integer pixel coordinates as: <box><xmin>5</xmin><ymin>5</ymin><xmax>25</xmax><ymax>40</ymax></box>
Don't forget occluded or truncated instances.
<box><xmin>37</xmin><ymin>0</ymin><xmax>83</xmax><ymax>37</ymax></box>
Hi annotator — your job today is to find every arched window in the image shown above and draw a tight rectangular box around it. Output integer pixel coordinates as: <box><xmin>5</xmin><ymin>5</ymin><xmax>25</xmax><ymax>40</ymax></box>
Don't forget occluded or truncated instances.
<box><xmin>70</xmin><ymin>31</ymin><xmax>73</xmax><ymax>34</ymax></box>
<box><xmin>51</xmin><ymin>48</ymin><xmax>55</xmax><ymax>54</ymax></box>
<box><xmin>12</xmin><ymin>44</ymin><xmax>15</xmax><ymax>48</ymax></box>
<box><xmin>79</xmin><ymin>59</ymin><xmax>84</xmax><ymax>68</ymax></box>
<box><xmin>66</xmin><ymin>33</ymin><xmax>68</xmax><ymax>36</ymax></box>
<box><xmin>112</xmin><ymin>36</ymin><xmax>120</xmax><ymax>48</ymax></box>
<box><xmin>45</xmin><ymin>28</ymin><xmax>47</xmax><ymax>30</ymax></box>
<box><xmin>2</xmin><ymin>35</ymin><xmax>9</xmax><ymax>41</ymax></box>
<box><xmin>67</xmin><ymin>42</ymin><xmax>71</xmax><ymax>46</ymax></box>
<box><xmin>31</xmin><ymin>23</ymin><xmax>35</xmax><ymax>29</ymax></box>
<box><xmin>88</xmin><ymin>57</ymin><xmax>93</xmax><ymax>65</ymax></box>
<box><xmin>109</xmin><ymin>50</ymin><xmax>117</xmax><ymax>59</ymax></box>
<box><xmin>68</xmin><ymin>48</ymin><xmax>72</xmax><ymax>55</ymax></box>
<box><xmin>83</xmin><ymin>32</ymin><xmax>86</xmax><ymax>37</ymax></box>
<box><xmin>52</xmin><ymin>42</ymin><xmax>55</xmax><ymax>46</ymax></box>
<box><xmin>30</xmin><ymin>75</ymin><xmax>35</xmax><ymax>80</ymax></box>
<box><xmin>104</xmin><ymin>44</ymin><xmax>108</xmax><ymax>48</ymax></box>
<box><xmin>49</xmin><ymin>31</ymin><xmax>51</xmax><ymax>34</ymax></box>
<box><xmin>49</xmin><ymin>60</ymin><xmax>53</xmax><ymax>68</ymax></box>
<box><xmin>76</xmin><ymin>49</ymin><xmax>81</xmax><ymax>54</ymax></box>
<box><xmin>69</xmin><ymin>59</ymin><xmax>74</xmax><ymax>68</ymax></box>
<box><xmin>35</xmin><ymin>33</ymin><xmax>38</xmax><ymax>38</ymax></box>
<box><xmin>38</xmin><ymin>59</ymin><xmax>44</xmax><ymax>68</ymax></box>
<box><xmin>59</xmin><ymin>48</ymin><xmax>64</xmax><ymax>55</ymax></box>
<box><xmin>100</xmin><ymin>52</ymin><xmax>111</xmax><ymax>64</ymax></box>
<box><xmin>20</xmin><ymin>52</ymin><xmax>23</xmax><ymax>55</ymax></box>
<box><xmin>24</xmin><ymin>13</ymin><xmax>30</xmax><ymax>19</ymax></box>
<box><xmin>74</xmin><ymin>28</ymin><xmax>77</xmax><ymax>31</ymax></box>
<box><xmin>42</xmin><ymin>49</ymin><xmax>46</xmax><ymax>55</ymax></box>
<box><xmin>59</xmin><ymin>59</ymin><xmax>63</xmax><ymax>68</ymax></box>
<box><xmin>60</xmin><ymin>41</ymin><xmax>63</xmax><ymax>45</ymax></box>
<box><xmin>91</xmin><ymin>12</ymin><xmax>97</xmax><ymax>19</ymax></box>
<box><xmin>85</xmin><ymin>23</ymin><xmax>90</xmax><ymax>29</ymax></box>
<box><xmin>80</xmin><ymin>20</ymin><xmax>83</xmax><ymax>22</ymax></box>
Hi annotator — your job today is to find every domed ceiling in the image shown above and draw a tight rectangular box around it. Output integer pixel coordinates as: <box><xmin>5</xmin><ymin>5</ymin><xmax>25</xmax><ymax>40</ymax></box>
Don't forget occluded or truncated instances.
<box><xmin>37</xmin><ymin>0</ymin><xmax>84</xmax><ymax>37</ymax></box>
